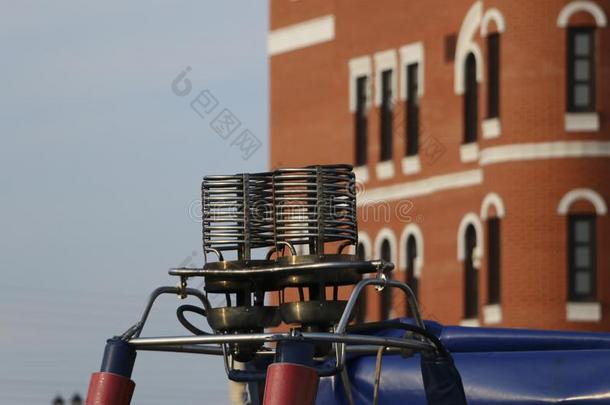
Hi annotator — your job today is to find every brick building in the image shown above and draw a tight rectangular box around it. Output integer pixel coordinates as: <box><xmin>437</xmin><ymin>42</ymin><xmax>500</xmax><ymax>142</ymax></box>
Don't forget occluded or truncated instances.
<box><xmin>268</xmin><ymin>0</ymin><xmax>610</xmax><ymax>331</ymax></box>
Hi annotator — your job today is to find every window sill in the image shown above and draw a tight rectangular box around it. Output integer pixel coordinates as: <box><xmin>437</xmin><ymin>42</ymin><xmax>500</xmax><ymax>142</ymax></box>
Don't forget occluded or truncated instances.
<box><xmin>482</xmin><ymin>118</ymin><xmax>501</xmax><ymax>139</ymax></box>
<box><xmin>353</xmin><ymin>165</ymin><xmax>369</xmax><ymax>183</ymax></box>
<box><xmin>401</xmin><ymin>155</ymin><xmax>421</xmax><ymax>175</ymax></box>
<box><xmin>460</xmin><ymin>143</ymin><xmax>479</xmax><ymax>162</ymax></box>
<box><xmin>483</xmin><ymin>304</ymin><xmax>502</xmax><ymax>324</ymax></box>
<box><xmin>459</xmin><ymin>318</ymin><xmax>480</xmax><ymax>327</ymax></box>
<box><xmin>566</xmin><ymin>302</ymin><xmax>601</xmax><ymax>322</ymax></box>
<box><xmin>375</xmin><ymin>160</ymin><xmax>395</xmax><ymax>180</ymax></box>
<box><xmin>565</xmin><ymin>112</ymin><xmax>600</xmax><ymax>132</ymax></box>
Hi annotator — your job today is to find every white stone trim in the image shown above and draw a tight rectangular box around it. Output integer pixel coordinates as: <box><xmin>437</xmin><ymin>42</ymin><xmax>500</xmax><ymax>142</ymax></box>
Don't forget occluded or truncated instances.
<box><xmin>480</xmin><ymin>141</ymin><xmax>610</xmax><ymax>166</ymax></box>
<box><xmin>482</xmin><ymin>118</ymin><xmax>502</xmax><ymax>139</ymax></box>
<box><xmin>565</xmin><ymin>113</ymin><xmax>600</xmax><ymax>132</ymax></box>
<box><xmin>354</xmin><ymin>165</ymin><xmax>369</xmax><ymax>184</ymax></box>
<box><xmin>557</xmin><ymin>188</ymin><xmax>608</xmax><ymax>215</ymax></box>
<box><xmin>460</xmin><ymin>318</ymin><xmax>480</xmax><ymax>327</ymax></box>
<box><xmin>357</xmin><ymin>232</ymin><xmax>373</xmax><ymax>260</ymax></box>
<box><xmin>457</xmin><ymin>212</ymin><xmax>484</xmax><ymax>266</ymax></box>
<box><xmin>566</xmin><ymin>302</ymin><xmax>602</xmax><ymax>322</ymax></box>
<box><xmin>557</xmin><ymin>1</ymin><xmax>608</xmax><ymax>28</ymax></box>
<box><xmin>455</xmin><ymin>1</ymin><xmax>484</xmax><ymax>94</ymax></box>
<box><xmin>268</xmin><ymin>15</ymin><xmax>335</xmax><ymax>56</ymax></box>
<box><xmin>374</xmin><ymin>228</ymin><xmax>398</xmax><ymax>265</ymax></box>
<box><xmin>399</xmin><ymin>224</ymin><xmax>424</xmax><ymax>278</ymax></box>
<box><xmin>398</xmin><ymin>42</ymin><xmax>425</xmax><ymax>101</ymax></box>
<box><xmin>357</xmin><ymin>169</ymin><xmax>483</xmax><ymax>206</ymax></box>
<box><xmin>460</xmin><ymin>143</ymin><xmax>479</xmax><ymax>162</ymax></box>
<box><xmin>483</xmin><ymin>304</ymin><xmax>502</xmax><ymax>324</ymax></box>
<box><xmin>375</xmin><ymin>160</ymin><xmax>395</xmax><ymax>180</ymax></box>
<box><xmin>373</xmin><ymin>50</ymin><xmax>398</xmax><ymax>107</ymax></box>
<box><xmin>481</xmin><ymin>8</ymin><xmax>506</xmax><ymax>37</ymax></box>
<box><xmin>480</xmin><ymin>192</ymin><xmax>506</xmax><ymax>219</ymax></box>
<box><xmin>401</xmin><ymin>156</ymin><xmax>421</xmax><ymax>175</ymax></box>
<box><xmin>348</xmin><ymin>56</ymin><xmax>373</xmax><ymax>112</ymax></box>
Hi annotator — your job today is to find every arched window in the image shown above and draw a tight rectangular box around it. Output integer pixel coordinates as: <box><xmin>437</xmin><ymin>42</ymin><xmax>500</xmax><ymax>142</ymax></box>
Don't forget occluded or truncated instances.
<box><xmin>380</xmin><ymin>239</ymin><xmax>392</xmax><ymax>320</ymax></box>
<box><xmin>464</xmin><ymin>225</ymin><xmax>479</xmax><ymax>319</ymax></box>
<box><xmin>558</xmin><ymin>189</ymin><xmax>606</xmax><ymax>302</ymax></box>
<box><xmin>486</xmin><ymin>33</ymin><xmax>500</xmax><ymax>119</ymax></box>
<box><xmin>567</xmin><ymin>27</ymin><xmax>596</xmax><ymax>113</ymax></box>
<box><xmin>355</xmin><ymin>241</ymin><xmax>367</xmax><ymax>324</ymax></box>
<box><xmin>557</xmin><ymin>1</ymin><xmax>607</xmax><ymax>131</ymax></box>
<box><xmin>486</xmin><ymin>217</ymin><xmax>501</xmax><ymax>305</ymax></box>
<box><xmin>481</xmin><ymin>8</ymin><xmax>505</xmax><ymax>122</ymax></box>
<box><xmin>568</xmin><ymin>214</ymin><xmax>597</xmax><ymax>301</ymax></box>
<box><xmin>480</xmin><ymin>192</ymin><xmax>505</xmax><ymax>313</ymax></box>
<box><xmin>405</xmin><ymin>235</ymin><xmax>419</xmax><ymax>316</ymax></box>
<box><xmin>463</xmin><ymin>53</ymin><xmax>478</xmax><ymax>144</ymax></box>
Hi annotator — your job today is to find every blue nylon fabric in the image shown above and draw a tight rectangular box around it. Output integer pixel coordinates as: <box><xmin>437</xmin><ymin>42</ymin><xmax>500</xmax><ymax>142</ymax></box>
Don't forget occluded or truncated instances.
<box><xmin>315</xmin><ymin>319</ymin><xmax>610</xmax><ymax>405</ymax></box>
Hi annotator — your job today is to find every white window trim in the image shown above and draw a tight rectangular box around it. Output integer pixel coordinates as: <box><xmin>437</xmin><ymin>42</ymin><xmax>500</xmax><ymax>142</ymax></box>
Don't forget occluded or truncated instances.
<box><xmin>373</xmin><ymin>50</ymin><xmax>397</xmax><ymax>107</ymax></box>
<box><xmin>480</xmin><ymin>192</ymin><xmax>506</xmax><ymax>220</ymax></box>
<box><xmin>483</xmin><ymin>304</ymin><xmax>503</xmax><ymax>324</ymax></box>
<box><xmin>455</xmin><ymin>1</ymin><xmax>484</xmax><ymax>94</ymax></box>
<box><xmin>357</xmin><ymin>232</ymin><xmax>373</xmax><ymax>260</ymax></box>
<box><xmin>374</xmin><ymin>228</ymin><xmax>398</xmax><ymax>265</ymax></box>
<box><xmin>557</xmin><ymin>188</ymin><xmax>608</xmax><ymax>215</ymax></box>
<box><xmin>480</xmin><ymin>8</ymin><xmax>506</xmax><ymax>37</ymax></box>
<box><xmin>398</xmin><ymin>42</ymin><xmax>424</xmax><ymax>101</ymax></box>
<box><xmin>401</xmin><ymin>156</ymin><xmax>421</xmax><ymax>175</ymax></box>
<box><xmin>557</xmin><ymin>1</ymin><xmax>608</xmax><ymax>28</ymax></box>
<box><xmin>479</xmin><ymin>141</ymin><xmax>610</xmax><ymax>166</ymax></box>
<box><xmin>460</xmin><ymin>143</ymin><xmax>480</xmax><ymax>162</ymax></box>
<box><xmin>348</xmin><ymin>56</ymin><xmax>373</xmax><ymax>113</ymax></box>
<box><xmin>566</xmin><ymin>302</ymin><xmax>602</xmax><ymax>322</ymax></box>
<box><xmin>268</xmin><ymin>15</ymin><xmax>336</xmax><ymax>56</ymax></box>
<box><xmin>353</xmin><ymin>165</ymin><xmax>369</xmax><ymax>184</ymax></box>
<box><xmin>482</xmin><ymin>118</ymin><xmax>502</xmax><ymax>139</ymax></box>
<box><xmin>356</xmin><ymin>169</ymin><xmax>483</xmax><ymax>206</ymax></box>
<box><xmin>399</xmin><ymin>223</ymin><xmax>424</xmax><ymax>279</ymax></box>
<box><xmin>565</xmin><ymin>112</ymin><xmax>600</xmax><ymax>132</ymax></box>
<box><xmin>457</xmin><ymin>212</ymin><xmax>484</xmax><ymax>266</ymax></box>
<box><xmin>460</xmin><ymin>318</ymin><xmax>480</xmax><ymax>327</ymax></box>
<box><xmin>375</xmin><ymin>160</ymin><xmax>395</xmax><ymax>180</ymax></box>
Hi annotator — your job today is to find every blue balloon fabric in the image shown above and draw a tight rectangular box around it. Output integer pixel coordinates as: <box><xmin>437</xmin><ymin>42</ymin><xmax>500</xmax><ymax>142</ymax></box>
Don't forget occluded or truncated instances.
<box><xmin>316</xmin><ymin>320</ymin><xmax>610</xmax><ymax>405</ymax></box>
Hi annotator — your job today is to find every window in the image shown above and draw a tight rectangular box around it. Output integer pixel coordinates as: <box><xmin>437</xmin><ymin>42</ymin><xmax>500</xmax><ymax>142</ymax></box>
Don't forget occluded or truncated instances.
<box><xmin>405</xmin><ymin>235</ymin><xmax>419</xmax><ymax>316</ymax></box>
<box><xmin>464</xmin><ymin>225</ymin><xmax>478</xmax><ymax>319</ymax></box>
<box><xmin>568</xmin><ymin>214</ymin><xmax>596</xmax><ymax>301</ymax></box>
<box><xmin>355</xmin><ymin>76</ymin><xmax>368</xmax><ymax>166</ymax></box>
<box><xmin>567</xmin><ymin>28</ymin><xmax>595</xmax><ymax>112</ymax></box>
<box><xmin>463</xmin><ymin>53</ymin><xmax>478</xmax><ymax>144</ymax></box>
<box><xmin>487</xmin><ymin>33</ymin><xmax>500</xmax><ymax>118</ymax></box>
<box><xmin>355</xmin><ymin>242</ymin><xmax>367</xmax><ymax>324</ymax></box>
<box><xmin>405</xmin><ymin>64</ymin><xmax>420</xmax><ymax>156</ymax></box>
<box><xmin>380</xmin><ymin>70</ymin><xmax>393</xmax><ymax>161</ymax></box>
<box><xmin>380</xmin><ymin>239</ymin><xmax>392</xmax><ymax>320</ymax></box>
<box><xmin>487</xmin><ymin>217</ymin><xmax>501</xmax><ymax>305</ymax></box>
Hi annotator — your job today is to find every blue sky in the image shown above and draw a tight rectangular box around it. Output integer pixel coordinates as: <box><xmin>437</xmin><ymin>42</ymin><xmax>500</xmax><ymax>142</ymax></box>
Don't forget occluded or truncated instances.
<box><xmin>0</xmin><ymin>1</ymin><xmax>268</xmax><ymax>403</ymax></box>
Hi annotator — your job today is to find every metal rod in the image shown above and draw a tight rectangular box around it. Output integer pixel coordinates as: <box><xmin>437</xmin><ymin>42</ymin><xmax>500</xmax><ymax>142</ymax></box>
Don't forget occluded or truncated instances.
<box><xmin>132</xmin><ymin>287</ymin><xmax>212</xmax><ymax>339</ymax></box>
<box><xmin>128</xmin><ymin>332</ymin><xmax>434</xmax><ymax>351</ymax></box>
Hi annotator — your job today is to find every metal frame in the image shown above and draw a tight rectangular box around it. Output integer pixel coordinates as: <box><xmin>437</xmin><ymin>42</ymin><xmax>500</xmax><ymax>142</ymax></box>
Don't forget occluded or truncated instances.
<box><xmin>122</xmin><ymin>272</ymin><xmax>433</xmax><ymax>382</ymax></box>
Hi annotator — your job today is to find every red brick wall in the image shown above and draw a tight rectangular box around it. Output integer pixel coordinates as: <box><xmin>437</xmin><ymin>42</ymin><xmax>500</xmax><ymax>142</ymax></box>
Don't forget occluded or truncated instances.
<box><xmin>270</xmin><ymin>0</ymin><xmax>610</xmax><ymax>331</ymax></box>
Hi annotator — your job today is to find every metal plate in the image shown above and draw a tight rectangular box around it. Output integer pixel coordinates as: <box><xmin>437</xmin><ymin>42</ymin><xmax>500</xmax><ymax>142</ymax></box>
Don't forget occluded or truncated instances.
<box><xmin>280</xmin><ymin>301</ymin><xmax>352</xmax><ymax>325</ymax></box>
<box><xmin>207</xmin><ymin>306</ymin><xmax>280</xmax><ymax>331</ymax></box>
<box><xmin>276</xmin><ymin>268</ymin><xmax>362</xmax><ymax>287</ymax></box>
<box><xmin>203</xmin><ymin>259</ymin><xmax>274</xmax><ymax>271</ymax></box>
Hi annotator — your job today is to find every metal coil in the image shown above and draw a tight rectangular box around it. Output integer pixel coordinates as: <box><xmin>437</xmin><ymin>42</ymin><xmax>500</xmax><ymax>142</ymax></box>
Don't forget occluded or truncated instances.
<box><xmin>273</xmin><ymin>164</ymin><xmax>357</xmax><ymax>255</ymax></box>
<box><xmin>202</xmin><ymin>173</ymin><xmax>274</xmax><ymax>262</ymax></box>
